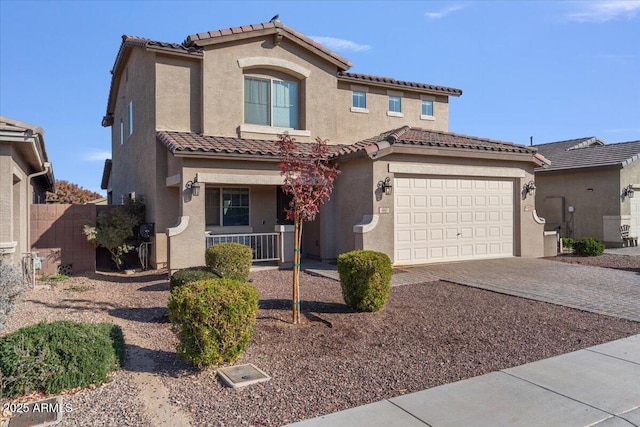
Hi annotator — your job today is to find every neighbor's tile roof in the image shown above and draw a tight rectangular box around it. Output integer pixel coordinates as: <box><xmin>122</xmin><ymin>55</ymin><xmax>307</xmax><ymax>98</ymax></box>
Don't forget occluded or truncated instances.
<box><xmin>157</xmin><ymin>131</ymin><xmax>359</xmax><ymax>160</ymax></box>
<box><xmin>183</xmin><ymin>21</ymin><xmax>352</xmax><ymax>70</ymax></box>
<box><xmin>536</xmin><ymin>140</ymin><xmax>640</xmax><ymax>172</ymax></box>
<box><xmin>357</xmin><ymin>126</ymin><xmax>538</xmax><ymax>155</ymax></box>
<box><xmin>338</xmin><ymin>72</ymin><xmax>463</xmax><ymax>96</ymax></box>
<box><xmin>534</xmin><ymin>137</ymin><xmax>605</xmax><ymax>158</ymax></box>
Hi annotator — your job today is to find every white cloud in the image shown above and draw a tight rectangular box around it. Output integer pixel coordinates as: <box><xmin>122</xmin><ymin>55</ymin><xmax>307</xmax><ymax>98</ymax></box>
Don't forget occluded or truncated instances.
<box><xmin>309</xmin><ymin>36</ymin><xmax>371</xmax><ymax>52</ymax></box>
<box><xmin>566</xmin><ymin>0</ymin><xmax>640</xmax><ymax>23</ymax></box>
<box><xmin>425</xmin><ymin>4</ymin><xmax>465</xmax><ymax>19</ymax></box>
<box><xmin>83</xmin><ymin>151</ymin><xmax>111</xmax><ymax>161</ymax></box>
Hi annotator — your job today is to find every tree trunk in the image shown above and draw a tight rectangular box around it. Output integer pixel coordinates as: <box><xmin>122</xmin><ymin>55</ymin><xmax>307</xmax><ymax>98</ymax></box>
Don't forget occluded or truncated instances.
<box><xmin>292</xmin><ymin>215</ymin><xmax>301</xmax><ymax>324</ymax></box>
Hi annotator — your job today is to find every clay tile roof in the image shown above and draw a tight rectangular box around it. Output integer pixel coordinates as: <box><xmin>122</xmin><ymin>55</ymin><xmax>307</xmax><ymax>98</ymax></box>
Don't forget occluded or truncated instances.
<box><xmin>338</xmin><ymin>72</ymin><xmax>463</xmax><ymax>96</ymax></box>
<box><xmin>157</xmin><ymin>131</ymin><xmax>353</xmax><ymax>160</ymax></box>
<box><xmin>536</xmin><ymin>139</ymin><xmax>640</xmax><ymax>172</ymax></box>
<box><xmin>534</xmin><ymin>136</ymin><xmax>605</xmax><ymax>158</ymax></box>
<box><xmin>183</xmin><ymin>21</ymin><xmax>352</xmax><ymax>70</ymax></box>
<box><xmin>355</xmin><ymin>126</ymin><xmax>536</xmax><ymax>155</ymax></box>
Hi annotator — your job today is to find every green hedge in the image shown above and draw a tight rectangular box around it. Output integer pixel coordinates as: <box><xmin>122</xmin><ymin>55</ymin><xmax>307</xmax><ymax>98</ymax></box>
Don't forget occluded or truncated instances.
<box><xmin>337</xmin><ymin>250</ymin><xmax>392</xmax><ymax>312</ymax></box>
<box><xmin>169</xmin><ymin>266</ymin><xmax>221</xmax><ymax>292</ymax></box>
<box><xmin>573</xmin><ymin>237</ymin><xmax>605</xmax><ymax>256</ymax></box>
<box><xmin>205</xmin><ymin>243</ymin><xmax>252</xmax><ymax>283</ymax></box>
<box><xmin>0</xmin><ymin>321</ymin><xmax>124</xmax><ymax>398</ymax></box>
<box><xmin>167</xmin><ymin>278</ymin><xmax>259</xmax><ymax>369</ymax></box>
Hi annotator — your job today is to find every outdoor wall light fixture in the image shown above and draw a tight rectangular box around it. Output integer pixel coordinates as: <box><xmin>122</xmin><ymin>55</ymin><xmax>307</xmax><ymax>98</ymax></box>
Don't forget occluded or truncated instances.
<box><xmin>522</xmin><ymin>180</ymin><xmax>536</xmax><ymax>197</ymax></box>
<box><xmin>185</xmin><ymin>178</ymin><xmax>201</xmax><ymax>197</ymax></box>
<box><xmin>378</xmin><ymin>177</ymin><xmax>393</xmax><ymax>196</ymax></box>
<box><xmin>622</xmin><ymin>185</ymin><xmax>634</xmax><ymax>199</ymax></box>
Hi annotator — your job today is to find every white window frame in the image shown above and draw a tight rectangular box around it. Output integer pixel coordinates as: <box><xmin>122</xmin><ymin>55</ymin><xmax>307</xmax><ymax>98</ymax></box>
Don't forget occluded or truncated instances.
<box><xmin>387</xmin><ymin>90</ymin><xmax>404</xmax><ymax>117</ymax></box>
<box><xmin>243</xmin><ymin>76</ymin><xmax>299</xmax><ymax>130</ymax></box>
<box><xmin>420</xmin><ymin>95</ymin><xmax>435</xmax><ymax>121</ymax></box>
<box><xmin>349</xmin><ymin>84</ymin><xmax>369</xmax><ymax>114</ymax></box>
<box><xmin>205</xmin><ymin>186</ymin><xmax>251</xmax><ymax>228</ymax></box>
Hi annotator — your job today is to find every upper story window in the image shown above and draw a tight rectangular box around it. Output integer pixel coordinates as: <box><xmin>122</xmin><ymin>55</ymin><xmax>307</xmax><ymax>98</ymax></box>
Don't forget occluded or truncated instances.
<box><xmin>119</xmin><ymin>119</ymin><xmax>124</xmax><ymax>145</ymax></box>
<box><xmin>244</xmin><ymin>77</ymin><xmax>298</xmax><ymax>129</ymax></box>
<box><xmin>128</xmin><ymin>101</ymin><xmax>134</xmax><ymax>135</ymax></box>
<box><xmin>388</xmin><ymin>96</ymin><xmax>402</xmax><ymax>113</ymax></box>
<box><xmin>420</xmin><ymin>96</ymin><xmax>435</xmax><ymax>121</ymax></box>
<box><xmin>352</xmin><ymin>91</ymin><xmax>366</xmax><ymax>109</ymax></box>
<box><xmin>421</xmin><ymin>100</ymin><xmax>433</xmax><ymax>116</ymax></box>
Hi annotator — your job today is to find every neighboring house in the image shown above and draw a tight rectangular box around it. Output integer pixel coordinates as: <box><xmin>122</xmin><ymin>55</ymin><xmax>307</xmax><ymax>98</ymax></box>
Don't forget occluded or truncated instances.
<box><xmin>101</xmin><ymin>21</ymin><xmax>549</xmax><ymax>271</ymax></box>
<box><xmin>0</xmin><ymin>117</ymin><xmax>54</xmax><ymax>263</ymax></box>
<box><xmin>535</xmin><ymin>137</ymin><xmax>640</xmax><ymax>246</ymax></box>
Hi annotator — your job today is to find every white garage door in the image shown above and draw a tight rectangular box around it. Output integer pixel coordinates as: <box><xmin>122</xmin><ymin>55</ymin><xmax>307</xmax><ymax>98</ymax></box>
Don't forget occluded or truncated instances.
<box><xmin>394</xmin><ymin>176</ymin><xmax>514</xmax><ymax>265</ymax></box>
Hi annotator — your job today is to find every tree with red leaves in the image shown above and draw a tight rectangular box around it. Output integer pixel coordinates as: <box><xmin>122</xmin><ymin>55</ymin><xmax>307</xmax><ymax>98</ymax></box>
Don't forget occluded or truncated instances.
<box><xmin>46</xmin><ymin>180</ymin><xmax>102</xmax><ymax>204</ymax></box>
<box><xmin>278</xmin><ymin>134</ymin><xmax>339</xmax><ymax>324</ymax></box>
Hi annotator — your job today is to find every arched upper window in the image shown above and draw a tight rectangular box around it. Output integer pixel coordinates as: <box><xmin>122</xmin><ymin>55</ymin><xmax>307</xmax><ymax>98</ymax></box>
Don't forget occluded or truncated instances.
<box><xmin>238</xmin><ymin>57</ymin><xmax>310</xmax><ymax>134</ymax></box>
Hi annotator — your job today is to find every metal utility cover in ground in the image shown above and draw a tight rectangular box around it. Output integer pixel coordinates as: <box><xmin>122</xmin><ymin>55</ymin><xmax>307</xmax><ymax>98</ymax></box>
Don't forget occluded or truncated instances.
<box><xmin>217</xmin><ymin>363</ymin><xmax>271</xmax><ymax>388</ymax></box>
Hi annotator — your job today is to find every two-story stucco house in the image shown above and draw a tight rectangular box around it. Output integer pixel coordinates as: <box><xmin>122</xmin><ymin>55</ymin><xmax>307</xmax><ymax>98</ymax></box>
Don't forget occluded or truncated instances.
<box><xmin>101</xmin><ymin>21</ymin><xmax>549</xmax><ymax>272</ymax></box>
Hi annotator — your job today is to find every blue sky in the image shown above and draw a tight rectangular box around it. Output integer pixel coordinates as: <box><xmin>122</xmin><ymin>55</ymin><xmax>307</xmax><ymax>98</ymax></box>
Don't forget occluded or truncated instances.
<box><xmin>1</xmin><ymin>1</ymin><xmax>639</xmax><ymax>195</ymax></box>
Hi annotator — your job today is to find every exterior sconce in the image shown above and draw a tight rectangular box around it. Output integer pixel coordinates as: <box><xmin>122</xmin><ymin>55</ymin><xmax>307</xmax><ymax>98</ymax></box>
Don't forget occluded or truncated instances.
<box><xmin>522</xmin><ymin>180</ymin><xmax>536</xmax><ymax>197</ymax></box>
<box><xmin>622</xmin><ymin>185</ymin><xmax>634</xmax><ymax>199</ymax></box>
<box><xmin>378</xmin><ymin>177</ymin><xmax>393</xmax><ymax>196</ymax></box>
<box><xmin>185</xmin><ymin>178</ymin><xmax>201</xmax><ymax>197</ymax></box>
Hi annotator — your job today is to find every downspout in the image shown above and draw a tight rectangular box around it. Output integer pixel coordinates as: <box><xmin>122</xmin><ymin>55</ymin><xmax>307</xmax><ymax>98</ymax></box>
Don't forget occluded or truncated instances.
<box><xmin>26</xmin><ymin>162</ymin><xmax>51</xmax><ymax>259</ymax></box>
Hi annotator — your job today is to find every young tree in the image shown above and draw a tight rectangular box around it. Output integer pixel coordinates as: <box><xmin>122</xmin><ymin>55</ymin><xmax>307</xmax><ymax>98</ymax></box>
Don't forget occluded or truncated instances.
<box><xmin>83</xmin><ymin>199</ymin><xmax>145</xmax><ymax>270</ymax></box>
<box><xmin>278</xmin><ymin>134</ymin><xmax>339</xmax><ymax>324</ymax></box>
<box><xmin>46</xmin><ymin>180</ymin><xmax>103</xmax><ymax>204</ymax></box>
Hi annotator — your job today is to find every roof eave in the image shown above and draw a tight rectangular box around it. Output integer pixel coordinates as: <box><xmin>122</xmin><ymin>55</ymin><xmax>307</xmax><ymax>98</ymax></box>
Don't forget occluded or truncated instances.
<box><xmin>187</xmin><ymin>26</ymin><xmax>352</xmax><ymax>71</ymax></box>
<box><xmin>337</xmin><ymin>75</ymin><xmax>462</xmax><ymax>97</ymax></box>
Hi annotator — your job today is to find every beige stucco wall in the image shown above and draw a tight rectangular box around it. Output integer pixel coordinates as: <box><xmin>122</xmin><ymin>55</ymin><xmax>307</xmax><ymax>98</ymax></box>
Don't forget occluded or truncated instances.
<box><xmin>535</xmin><ymin>167</ymin><xmax>622</xmax><ymax>243</ymax></box>
<box><xmin>620</xmin><ymin>163</ymin><xmax>639</xmax><ymax>216</ymax></box>
<box><xmin>156</xmin><ymin>54</ymin><xmax>202</xmax><ymax>133</ymax></box>
<box><xmin>336</xmin><ymin>81</ymin><xmax>450</xmax><ymax>142</ymax></box>
<box><xmin>333</xmin><ymin>152</ymin><xmax>544</xmax><ymax>263</ymax></box>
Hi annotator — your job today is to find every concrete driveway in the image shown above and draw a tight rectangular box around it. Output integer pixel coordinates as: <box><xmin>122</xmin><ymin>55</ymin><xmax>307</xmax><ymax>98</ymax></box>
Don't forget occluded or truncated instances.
<box><xmin>304</xmin><ymin>257</ymin><xmax>640</xmax><ymax>322</ymax></box>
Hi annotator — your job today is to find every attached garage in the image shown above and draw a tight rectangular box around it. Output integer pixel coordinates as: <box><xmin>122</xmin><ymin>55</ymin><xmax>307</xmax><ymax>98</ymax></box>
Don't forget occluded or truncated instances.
<box><xmin>394</xmin><ymin>176</ymin><xmax>514</xmax><ymax>264</ymax></box>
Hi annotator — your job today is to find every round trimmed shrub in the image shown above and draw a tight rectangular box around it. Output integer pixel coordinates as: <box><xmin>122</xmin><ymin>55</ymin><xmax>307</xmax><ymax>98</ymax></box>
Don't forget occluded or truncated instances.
<box><xmin>0</xmin><ymin>321</ymin><xmax>124</xmax><ymax>398</ymax></box>
<box><xmin>337</xmin><ymin>250</ymin><xmax>392</xmax><ymax>312</ymax></box>
<box><xmin>573</xmin><ymin>237</ymin><xmax>605</xmax><ymax>256</ymax></box>
<box><xmin>167</xmin><ymin>278</ymin><xmax>259</xmax><ymax>368</ymax></box>
<box><xmin>169</xmin><ymin>266</ymin><xmax>221</xmax><ymax>292</ymax></box>
<box><xmin>205</xmin><ymin>243</ymin><xmax>252</xmax><ymax>283</ymax></box>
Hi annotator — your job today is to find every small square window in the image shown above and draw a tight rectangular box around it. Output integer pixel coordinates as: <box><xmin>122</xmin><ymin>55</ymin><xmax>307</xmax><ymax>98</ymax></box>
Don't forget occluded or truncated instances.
<box><xmin>388</xmin><ymin>96</ymin><xmax>401</xmax><ymax>113</ymax></box>
<box><xmin>352</xmin><ymin>91</ymin><xmax>366</xmax><ymax>109</ymax></box>
<box><xmin>421</xmin><ymin>100</ymin><xmax>433</xmax><ymax>116</ymax></box>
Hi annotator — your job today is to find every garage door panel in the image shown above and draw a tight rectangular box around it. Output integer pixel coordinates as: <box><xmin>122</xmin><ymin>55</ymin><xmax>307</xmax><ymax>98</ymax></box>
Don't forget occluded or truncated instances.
<box><xmin>395</xmin><ymin>176</ymin><xmax>514</xmax><ymax>265</ymax></box>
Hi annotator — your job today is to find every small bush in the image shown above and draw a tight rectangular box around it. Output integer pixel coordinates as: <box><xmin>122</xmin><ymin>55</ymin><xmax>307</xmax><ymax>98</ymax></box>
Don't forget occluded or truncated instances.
<box><xmin>168</xmin><ymin>278</ymin><xmax>259</xmax><ymax>368</ymax></box>
<box><xmin>0</xmin><ymin>262</ymin><xmax>27</xmax><ymax>332</ymax></box>
<box><xmin>573</xmin><ymin>237</ymin><xmax>605</xmax><ymax>257</ymax></box>
<box><xmin>169</xmin><ymin>266</ymin><xmax>221</xmax><ymax>292</ymax></box>
<box><xmin>561</xmin><ymin>237</ymin><xmax>577</xmax><ymax>249</ymax></box>
<box><xmin>205</xmin><ymin>243</ymin><xmax>252</xmax><ymax>283</ymax></box>
<box><xmin>0</xmin><ymin>321</ymin><xmax>124</xmax><ymax>398</ymax></box>
<box><xmin>337</xmin><ymin>250</ymin><xmax>392</xmax><ymax>312</ymax></box>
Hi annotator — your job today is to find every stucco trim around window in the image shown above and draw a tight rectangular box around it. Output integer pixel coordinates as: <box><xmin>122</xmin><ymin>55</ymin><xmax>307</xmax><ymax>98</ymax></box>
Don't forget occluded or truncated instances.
<box><xmin>351</xmin><ymin>107</ymin><xmax>369</xmax><ymax>114</ymax></box>
<box><xmin>240</xmin><ymin>123</ymin><xmax>311</xmax><ymax>137</ymax></box>
<box><xmin>238</xmin><ymin>57</ymin><xmax>311</xmax><ymax>79</ymax></box>
<box><xmin>387</xmin><ymin>111</ymin><xmax>404</xmax><ymax>118</ymax></box>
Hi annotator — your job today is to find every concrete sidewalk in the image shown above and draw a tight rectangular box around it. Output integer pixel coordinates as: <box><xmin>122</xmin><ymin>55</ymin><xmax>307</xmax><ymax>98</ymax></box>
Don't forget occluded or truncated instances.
<box><xmin>287</xmin><ymin>334</ymin><xmax>640</xmax><ymax>427</ymax></box>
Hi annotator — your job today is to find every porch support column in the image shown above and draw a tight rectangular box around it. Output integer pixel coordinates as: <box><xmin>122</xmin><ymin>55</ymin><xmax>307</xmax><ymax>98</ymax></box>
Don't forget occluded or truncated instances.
<box><xmin>276</xmin><ymin>224</ymin><xmax>294</xmax><ymax>268</ymax></box>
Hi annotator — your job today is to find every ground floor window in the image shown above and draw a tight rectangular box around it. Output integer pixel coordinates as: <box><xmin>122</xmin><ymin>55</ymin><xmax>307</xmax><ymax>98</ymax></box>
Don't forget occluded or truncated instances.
<box><xmin>206</xmin><ymin>187</ymin><xmax>250</xmax><ymax>226</ymax></box>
